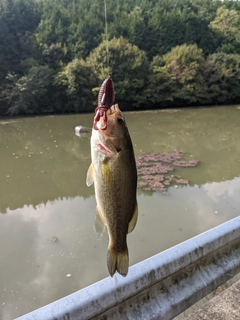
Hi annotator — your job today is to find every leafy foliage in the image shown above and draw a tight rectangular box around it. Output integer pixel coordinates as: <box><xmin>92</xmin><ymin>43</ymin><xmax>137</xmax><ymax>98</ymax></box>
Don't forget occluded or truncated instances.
<box><xmin>7</xmin><ymin>66</ymin><xmax>54</xmax><ymax>115</ymax></box>
<box><xmin>86</xmin><ymin>37</ymin><xmax>150</xmax><ymax>109</ymax></box>
<box><xmin>1</xmin><ymin>0</ymin><xmax>240</xmax><ymax>116</ymax></box>
<box><xmin>203</xmin><ymin>52</ymin><xmax>240</xmax><ymax>103</ymax></box>
<box><xmin>210</xmin><ymin>6</ymin><xmax>240</xmax><ymax>39</ymax></box>
<box><xmin>209</xmin><ymin>6</ymin><xmax>240</xmax><ymax>54</ymax></box>
<box><xmin>162</xmin><ymin>44</ymin><xmax>207</xmax><ymax>104</ymax></box>
<box><xmin>54</xmin><ymin>59</ymin><xmax>98</xmax><ymax>113</ymax></box>
<box><xmin>0</xmin><ymin>0</ymin><xmax>40</xmax><ymax>80</ymax></box>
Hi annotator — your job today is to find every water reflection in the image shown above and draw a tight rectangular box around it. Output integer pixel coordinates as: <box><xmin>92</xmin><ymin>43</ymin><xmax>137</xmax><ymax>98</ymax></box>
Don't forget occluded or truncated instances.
<box><xmin>0</xmin><ymin>106</ymin><xmax>240</xmax><ymax>318</ymax></box>
<box><xmin>0</xmin><ymin>115</ymin><xmax>93</xmax><ymax>213</ymax></box>
<box><xmin>1</xmin><ymin>179</ymin><xmax>240</xmax><ymax>319</ymax></box>
<box><xmin>0</xmin><ymin>196</ymin><xmax>109</xmax><ymax>320</ymax></box>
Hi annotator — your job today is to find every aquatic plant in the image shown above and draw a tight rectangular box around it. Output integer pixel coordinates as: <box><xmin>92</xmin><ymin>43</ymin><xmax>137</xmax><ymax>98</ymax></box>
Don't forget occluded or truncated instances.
<box><xmin>136</xmin><ymin>151</ymin><xmax>199</xmax><ymax>194</ymax></box>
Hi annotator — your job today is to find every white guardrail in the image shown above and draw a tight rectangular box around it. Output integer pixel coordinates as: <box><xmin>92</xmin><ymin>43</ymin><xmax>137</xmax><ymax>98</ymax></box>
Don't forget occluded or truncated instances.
<box><xmin>17</xmin><ymin>216</ymin><xmax>240</xmax><ymax>320</ymax></box>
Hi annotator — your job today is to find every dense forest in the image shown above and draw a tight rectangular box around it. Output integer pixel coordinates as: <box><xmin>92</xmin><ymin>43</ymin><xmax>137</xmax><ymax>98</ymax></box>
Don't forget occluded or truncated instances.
<box><xmin>1</xmin><ymin>0</ymin><xmax>240</xmax><ymax>116</ymax></box>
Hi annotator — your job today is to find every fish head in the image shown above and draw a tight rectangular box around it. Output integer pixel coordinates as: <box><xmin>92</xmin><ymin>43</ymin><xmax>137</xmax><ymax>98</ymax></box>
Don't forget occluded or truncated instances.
<box><xmin>102</xmin><ymin>104</ymin><xmax>125</xmax><ymax>136</ymax></box>
<box><xmin>91</xmin><ymin>104</ymin><xmax>128</xmax><ymax>156</ymax></box>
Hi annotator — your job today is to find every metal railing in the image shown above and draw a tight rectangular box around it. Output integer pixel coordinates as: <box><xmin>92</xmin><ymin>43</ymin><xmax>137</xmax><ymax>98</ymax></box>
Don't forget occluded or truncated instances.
<box><xmin>17</xmin><ymin>216</ymin><xmax>240</xmax><ymax>320</ymax></box>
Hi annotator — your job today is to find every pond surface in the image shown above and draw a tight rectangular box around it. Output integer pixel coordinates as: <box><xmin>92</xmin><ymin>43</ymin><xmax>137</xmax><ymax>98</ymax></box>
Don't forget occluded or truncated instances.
<box><xmin>0</xmin><ymin>105</ymin><xmax>240</xmax><ymax>319</ymax></box>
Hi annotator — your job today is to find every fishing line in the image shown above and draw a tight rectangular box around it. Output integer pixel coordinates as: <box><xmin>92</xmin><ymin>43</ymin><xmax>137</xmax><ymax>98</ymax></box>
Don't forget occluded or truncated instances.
<box><xmin>104</xmin><ymin>0</ymin><xmax>110</xmax><ymax>73</ymax></box>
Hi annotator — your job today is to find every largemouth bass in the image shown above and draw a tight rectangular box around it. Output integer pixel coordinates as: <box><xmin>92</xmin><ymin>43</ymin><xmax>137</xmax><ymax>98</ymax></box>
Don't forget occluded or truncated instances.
<box><xmin>86</xmin><ymin>104</ymin><xmax>138</xmax><ymax>277</ymax></box>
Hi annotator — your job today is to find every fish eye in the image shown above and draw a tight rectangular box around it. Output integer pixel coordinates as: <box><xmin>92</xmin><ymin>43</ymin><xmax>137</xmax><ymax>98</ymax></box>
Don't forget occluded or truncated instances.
<box><xmin>117</xmin><ymin>117</ymin><xmax>124</xmax><ymax>124</ymax></box>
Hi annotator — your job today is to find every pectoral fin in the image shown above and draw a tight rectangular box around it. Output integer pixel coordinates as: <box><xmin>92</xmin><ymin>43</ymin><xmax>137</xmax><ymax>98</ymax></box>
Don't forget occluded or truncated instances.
<box><xmin>128</xmin><ymin>202</ymin><xmax>138</xmax><ymax>233</ymax></box>
<box><xmin>86</xmin><ymin>163</ymin><xmax>94</xmax><ymax>186</ymax></box>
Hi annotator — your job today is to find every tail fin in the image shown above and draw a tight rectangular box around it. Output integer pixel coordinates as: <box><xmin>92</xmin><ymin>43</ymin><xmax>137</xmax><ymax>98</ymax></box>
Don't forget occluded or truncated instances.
<box><xmin>107</xmin><ymin>248</ymin><xmax>129</xmax><ymax>277</ymax></box>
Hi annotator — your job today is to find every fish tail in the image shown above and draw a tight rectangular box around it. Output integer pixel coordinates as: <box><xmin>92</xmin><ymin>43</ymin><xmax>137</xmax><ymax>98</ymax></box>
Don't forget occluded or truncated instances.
<box><xmin>107</xmin><ymin>248</ymin><xmax>129</xmax><ymax>277</ymax></box>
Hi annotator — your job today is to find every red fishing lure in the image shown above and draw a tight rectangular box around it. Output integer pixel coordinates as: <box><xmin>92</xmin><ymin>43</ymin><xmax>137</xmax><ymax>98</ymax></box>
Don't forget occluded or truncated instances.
<box><xmin>93</xmin><ymin>76</ymin><xmax>115</xmax><ymax>130</ymax></box>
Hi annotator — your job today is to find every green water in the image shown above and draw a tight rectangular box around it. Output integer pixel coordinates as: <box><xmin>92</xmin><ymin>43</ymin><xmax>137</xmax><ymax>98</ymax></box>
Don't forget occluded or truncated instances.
<box><xmin>0</xmin><ymin>106</ymin><xmax>240</xmax><ymax>319</ymax></box>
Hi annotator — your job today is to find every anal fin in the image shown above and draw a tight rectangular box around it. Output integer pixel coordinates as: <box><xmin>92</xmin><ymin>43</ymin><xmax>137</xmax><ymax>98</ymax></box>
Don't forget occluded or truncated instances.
<box><xmin>94</xmin><ymin>207</ymin><xmax>106</xmax><ymax>235</ymax></box>
<box><xmin>128</xmin><ymin>202</ymin><xmax>138</xmax><ymax>234</ymax></box>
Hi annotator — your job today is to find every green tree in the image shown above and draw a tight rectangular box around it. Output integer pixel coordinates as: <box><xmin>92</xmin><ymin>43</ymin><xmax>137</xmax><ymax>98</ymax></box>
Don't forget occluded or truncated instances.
<box><xmin>35</xmin><ymin>0</ymin><xmax>105</xmax><ymax>61</ymax></box>
<box><xmin>1</xmin><ymin>0</ymin><xmax>240</xmax><ymax>116</ymax></box>
<box><xmin>0</xmin><ymin>0</ymin><xmax>40</xmax><ymax>79</ymax></box>
<box><xmin>210</xmin><ymin>6</ymin><xmax>240</xmax><ymax>39</ymax></box>
<box><xmin>146</xmin><ymin>0</ymin><xmax>219</xmax><ymax>59</ymax></box>
<box><xmin>162</xmin><ymin>43</ymin><xmax>207</xmax><ymax>104</ymax></box>
<box><xmin>203</xmin><ymin>52</ymin><xmax>240</xmax><ymax>103</ymax></box>
<box><xmin>0</xmin><ymin>72</ymin><xmax>18</xmax><ymax>115</ymax></box>
<box><xmin>148</xmin><ymin>56</ymin><xmax>177</xmax><ymax>107</ymax></box>
<box><xmin>54</xmin><ymin>59</ymin><xmax>98</xmax><ymax>113</ymax></box>
<box><xmin>209</xmin><ymin>6</ymin><xmax>240</xmax><ymax>53</ymax></box>
<box><xmin>107</xmin><ymin>3</ymin><xmax>151</xmax><ymax>52</ymax></box>
<box><xmin>85</xmin><ymin>37</ymin><xmax>150</xmax><ymax>109</ymax></box>
<box><xmin>7</xmin><ymin>66</ymin><xmax>54</xmax><ymax>115</ymax></box>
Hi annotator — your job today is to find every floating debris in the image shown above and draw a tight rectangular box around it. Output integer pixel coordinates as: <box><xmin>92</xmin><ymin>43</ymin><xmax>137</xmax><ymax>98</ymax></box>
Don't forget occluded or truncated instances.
<box><xmin>173</xmin><ymin>160</ymin><xmax>198</xmax><ymax>167</ymax></box>
<box><xmin>49</xmin><ymin>236</ymin><xmax>58</xmax><ymax>243</ymax></box>
<box><xmin>0</xmin><ymin>120</ymin><xmax>18</xmax><ymax>125</ymax></box>
<box><xmin>136</xmin><ymin>151</ymin><xmax>199</xmax><ymax>194</ymax></box>
<box><xmin>175</xmin><ymin>179</ymin><xmax>188</xmax><ymax>184</ymax></box>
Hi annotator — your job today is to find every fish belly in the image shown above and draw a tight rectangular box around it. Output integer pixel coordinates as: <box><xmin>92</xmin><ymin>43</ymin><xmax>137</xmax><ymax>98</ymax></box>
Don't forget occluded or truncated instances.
<box><xmin>93</xmin><ymin>150</ymin><xmax>137</xmax><ymax>276</ymax></box>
